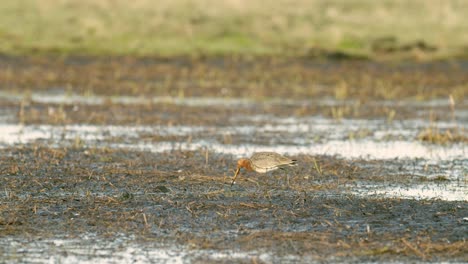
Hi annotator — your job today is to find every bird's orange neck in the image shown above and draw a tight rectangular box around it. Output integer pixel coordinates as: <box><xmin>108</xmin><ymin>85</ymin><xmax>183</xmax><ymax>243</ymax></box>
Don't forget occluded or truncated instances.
<box><xmin>237</xmin><ymin>158</ymin><xmax>253</xmax><ymax>171</ymax></box>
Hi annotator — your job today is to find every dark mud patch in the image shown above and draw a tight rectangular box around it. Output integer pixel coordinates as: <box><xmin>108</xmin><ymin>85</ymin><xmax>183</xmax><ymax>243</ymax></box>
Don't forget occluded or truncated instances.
<box><xmin>0</xmin><ymin>55</ymin><xmax>467</xmax><ymax>100</ymax></box>
<box><xmin>1</xmin><ymin>146</ymin><xmax>466</xmax><ymax>262</ymax></box>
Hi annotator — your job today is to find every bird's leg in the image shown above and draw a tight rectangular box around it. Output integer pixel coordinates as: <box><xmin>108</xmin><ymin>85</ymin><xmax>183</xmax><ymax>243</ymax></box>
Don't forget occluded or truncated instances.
<box><xmin>231</xmin><ymin>167</ymin><xmax>241</xmax><ymax>186</ymax></box>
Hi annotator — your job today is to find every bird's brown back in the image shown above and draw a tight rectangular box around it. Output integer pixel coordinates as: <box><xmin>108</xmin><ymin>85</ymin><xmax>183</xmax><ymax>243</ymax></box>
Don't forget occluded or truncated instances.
<box><xmin>250</xmin><ymin>152</ymin><xmax>296</xmax><ymax>169</ymax></box>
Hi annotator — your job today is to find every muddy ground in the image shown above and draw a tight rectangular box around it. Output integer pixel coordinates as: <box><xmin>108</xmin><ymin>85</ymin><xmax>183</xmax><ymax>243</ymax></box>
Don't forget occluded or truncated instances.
<box><xmin>1</xmin><ymin>55</ymin><xmax>467</xmax><ymax>100</ymax></box>
<box><xmin>1</xmin><ymin>146</ymin><xmax>466</xmax><ymax>263</ymax></box>
<box><xmin>0</xmin><ymin>56</ymin><xmax>467</xmax><ymax>263</ymax></box>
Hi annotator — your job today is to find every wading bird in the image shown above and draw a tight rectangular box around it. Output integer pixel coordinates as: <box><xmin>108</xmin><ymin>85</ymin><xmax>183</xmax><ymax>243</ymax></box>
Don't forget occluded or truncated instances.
<box><xmin>231</xmin><ymin>152</ymin><xmax>297</xmax><ymax>186</ymax></box>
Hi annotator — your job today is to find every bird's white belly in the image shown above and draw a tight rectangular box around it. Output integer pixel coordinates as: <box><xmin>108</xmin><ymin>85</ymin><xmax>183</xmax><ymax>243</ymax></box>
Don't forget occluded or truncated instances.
<box><xmin>255</xmin><ymin>166</ymin><xmax>278</xmax><ymax>173</ymax></box>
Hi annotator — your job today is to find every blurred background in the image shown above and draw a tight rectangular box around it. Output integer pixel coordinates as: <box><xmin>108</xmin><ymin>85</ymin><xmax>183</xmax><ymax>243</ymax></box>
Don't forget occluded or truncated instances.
<box><xmin>1</xmin><ymin>0</ymin><xmax>467</xmax><ymax>59</ymax></box>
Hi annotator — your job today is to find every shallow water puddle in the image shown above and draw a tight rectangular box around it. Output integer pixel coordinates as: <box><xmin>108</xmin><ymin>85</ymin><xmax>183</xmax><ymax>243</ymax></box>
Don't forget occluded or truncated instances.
<box><xmin>0</xmin><ymin>91</ymin><xmax>253</xmax><ymax>106</ymax></box>
<box><xmin>1</xmin><ymin>123</ymin><xmax>466</xmax><ymax>161</ymax></box>
<box><xmin>353</xmin><ymin>182</ymin><xmax>467</xmax><ymax>201</ymax></box>
<box><xmin>2</xmin><ymin>90</ymin><xmax>468</xmax><ymax>109</ymax></box>
<box><xmin>1</xmin><ymin>235</ymin><xmax>302</xmax><ymax>264</ymax></box>
<box><xmin>124</xmin><ymin>139</ymin><xmax>467</xmax><ymax>161</ymax></box>
<box><xmin>0</xmin><ymin>124</ymin><xmax>206</xmax><ymax>143</ymax></box>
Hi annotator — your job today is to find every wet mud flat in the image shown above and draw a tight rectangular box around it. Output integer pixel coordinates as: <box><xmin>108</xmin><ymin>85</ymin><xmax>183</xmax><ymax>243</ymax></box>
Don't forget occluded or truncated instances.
<box><xmin>1</xmin><ymin>55</ymin><xmax>468</xmax><ymax>100</ymax></box>
<box><xmin>0</xmin><ymin>55</ymin><xmax>467</xmax><ymax>262</ymax></box>
<box><xmin>0</xmin><ymin>146</ymin><xmax>466</xmax><ymax>263</ymax></box>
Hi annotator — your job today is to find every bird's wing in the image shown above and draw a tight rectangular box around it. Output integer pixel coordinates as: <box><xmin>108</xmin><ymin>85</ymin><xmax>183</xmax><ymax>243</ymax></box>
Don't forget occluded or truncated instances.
<box><xmin>251</xmin><ymin>152</ymin><xmax>294</xmax><ymax>168</ymax></box>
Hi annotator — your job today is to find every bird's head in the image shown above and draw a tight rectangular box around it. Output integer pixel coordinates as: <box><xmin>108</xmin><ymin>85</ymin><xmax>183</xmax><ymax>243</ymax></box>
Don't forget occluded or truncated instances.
<box><xmin>231</xmin><ymin>158</ymin><xmax>252</xmax><ymax>186</ymax></box>
<box><xmin>236</xmin><ymin>158</ymin><xmax>252</xmax><ymax>171</ymax></box>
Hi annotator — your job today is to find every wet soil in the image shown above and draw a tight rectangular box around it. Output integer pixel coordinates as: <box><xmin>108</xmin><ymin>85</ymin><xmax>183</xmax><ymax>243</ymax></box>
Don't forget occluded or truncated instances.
<box><xmin>0</xmin><ymin>55</ymin><xmax>467</xmax><ymax>262</ymax></box>
<box><xmin>0</xmin><ymin>55</ymin><xmax>467</xmax><ymax>100</ymax></box>
<box><xmin>1</xmin><ymin>146</ymin><xmax>467</xmax><ymax>262</ymax></box>
<box><xmin>3</xmin><ymin>98</ymin><xmax>467</xmax><ymax>126</ymax></box>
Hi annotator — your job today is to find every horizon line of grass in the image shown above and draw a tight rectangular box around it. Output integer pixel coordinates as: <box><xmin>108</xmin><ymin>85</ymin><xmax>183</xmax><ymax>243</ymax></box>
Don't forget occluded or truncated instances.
<box><xmin>1</xmin><ymin>0</ymin><xmax>468</xmax><ymax>60</ymax></box>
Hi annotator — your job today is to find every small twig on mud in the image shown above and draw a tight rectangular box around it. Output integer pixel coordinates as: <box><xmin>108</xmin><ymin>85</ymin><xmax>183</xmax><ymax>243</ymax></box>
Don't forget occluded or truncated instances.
<box><xmin>104</xmin><ymin>196</ymin><xmax>120</xmax><ymax>204</ymax></box>
<box><xmin>402</xmin><ymin>238</ymin><xmax>426</xmax><ymax>259</ymax></box>
<box><xmin>322</xmin><ymin>204</ymin><xmax>351</xmax><ymax>214</ymax></box>
<box><xmin>449</xmin><ymin>94</ymin><xmax>456</xmax><ymax>124</ymax></box>
<box><xmin>313</xmin><ymin>158</ymin><xmax>322</xmax><ymax>175</ymax></box>
<box><xmin>322</xmin><ymin>219</ymin><xmax>333</xmax><ymax>226</ymax></box>
<box><xmin>142</xmin><ymin>213</ymin><xmax>149</xmax><ymax>227</ymax></box>
<box><xmin>239</xmin><ymin>202</ymin><xmax>269</xmax><ymax>209</ymax></box>
<box><xmin>337</xmin><ymin>239</ymin><xmax>351</xmax><ymax>249</ymax></box>
<box><xmin>245</xmin><ymin>178</ymin><xmax>260</xmax><ymax>187</ymax></box>
<box><xmin>239</xmin><ymin>203</ymin><xmax>259</xmax><ymax>209</ymax></box>
<box><xmin>204</xmin><ymin>189</ymin><xmax>224</xmax><ymax>198</ymax></box>
<box><xmin>186</xmin><ymin>201</ymin><xmax>196</xmax><ymax>216</ymax></box>
<box><xmin>32</xmin><ymin>179</ymin><xmax>44</xmax><ymax>187</ymax></box>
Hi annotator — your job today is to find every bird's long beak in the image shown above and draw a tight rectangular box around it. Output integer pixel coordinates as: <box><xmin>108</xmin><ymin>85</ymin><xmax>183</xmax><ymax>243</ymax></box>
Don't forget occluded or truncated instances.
<box><xmin>231</xmin><ymin>167</ymin><xmax>241</xmax><ymax>186</ymax></box>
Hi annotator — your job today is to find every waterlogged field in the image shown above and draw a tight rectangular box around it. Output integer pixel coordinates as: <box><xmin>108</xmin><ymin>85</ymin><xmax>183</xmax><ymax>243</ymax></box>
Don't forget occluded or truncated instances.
<box><xmin>0</xmin><ymin>56</ymin><xmax>467</xmax><ymax>263</ymax></box>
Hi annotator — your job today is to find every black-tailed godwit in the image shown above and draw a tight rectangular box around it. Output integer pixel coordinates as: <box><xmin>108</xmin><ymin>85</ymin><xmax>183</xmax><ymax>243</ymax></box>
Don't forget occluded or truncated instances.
<box><xmin>231</xmin><ymin>152</ymin><xmax>297</xmax><ymax>186</ymax></box>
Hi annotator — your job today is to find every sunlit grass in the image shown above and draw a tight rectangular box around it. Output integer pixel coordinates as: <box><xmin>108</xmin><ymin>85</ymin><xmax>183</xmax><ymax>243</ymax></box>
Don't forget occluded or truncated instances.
<box><xmin>418</xmin><ymin>95</ymin><xmax>468</xmax><ymax>144</ymax></box>
<box><xmin>1</xmin><ymin>0</ymin><xmax>468</xmax><ymax>58</ymax></box>
<box><xmin>418</xmin><ymin>127</ymin><xmax>467</xmax><ymax>144</ymax></box>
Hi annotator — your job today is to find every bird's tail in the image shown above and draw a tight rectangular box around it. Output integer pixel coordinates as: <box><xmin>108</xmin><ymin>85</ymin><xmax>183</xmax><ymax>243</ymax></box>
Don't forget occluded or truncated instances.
<box><xmin>279</xmin><ymin>160</ymin><xmax>297</xmax><ymax>171</ymax></box>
